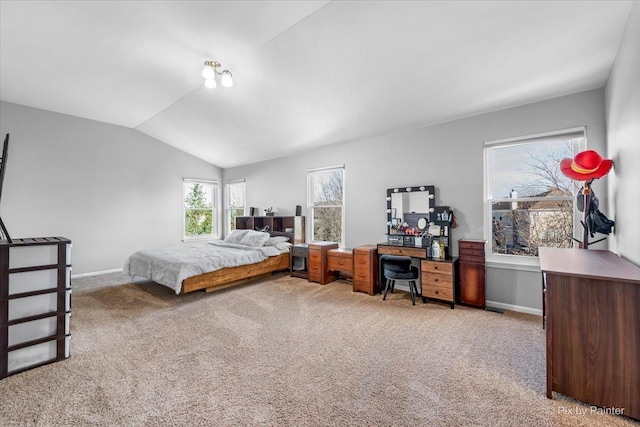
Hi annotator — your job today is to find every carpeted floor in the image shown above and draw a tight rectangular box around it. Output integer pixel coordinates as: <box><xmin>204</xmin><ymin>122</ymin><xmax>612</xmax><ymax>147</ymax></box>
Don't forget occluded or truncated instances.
<box><xmin>1</xmin><ymin>272</ymin><xmax>638</xmax><ymax>426</ymax></box>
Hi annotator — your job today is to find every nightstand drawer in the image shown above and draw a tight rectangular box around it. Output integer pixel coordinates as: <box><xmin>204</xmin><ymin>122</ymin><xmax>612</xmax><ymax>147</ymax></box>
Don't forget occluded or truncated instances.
<box><xmin>292</xmin><ymin>246</ymin><xmax>308</xmax><ymax>257</ymax></box>
<box><xmin>422</xmin><ymin>286</ymin><xmax>454</xmax><ymax>302</ymax></box>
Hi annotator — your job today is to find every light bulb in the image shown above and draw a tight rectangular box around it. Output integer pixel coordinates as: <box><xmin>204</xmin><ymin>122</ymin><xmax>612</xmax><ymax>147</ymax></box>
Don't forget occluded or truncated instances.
<box><xmin>202</xmin><ymin>65</ymin><xmax>215</xmax><ymax>80</ymax></box>
<box><xmin>204</xmin><ymin>78</ymin><xmax>217</xmax><ymax>89</ymax></box>
<box><xmin>221</xmin><ymin>71</ymin><xmax>233</xmax><ymax>87</ymax></box>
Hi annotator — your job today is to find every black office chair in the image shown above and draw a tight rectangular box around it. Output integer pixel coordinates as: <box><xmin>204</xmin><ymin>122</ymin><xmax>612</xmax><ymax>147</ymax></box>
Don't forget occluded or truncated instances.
<box><xmin>381</xmin><ymin>254</ymin><xmax>420</xmax><ymax>305</ymax></box>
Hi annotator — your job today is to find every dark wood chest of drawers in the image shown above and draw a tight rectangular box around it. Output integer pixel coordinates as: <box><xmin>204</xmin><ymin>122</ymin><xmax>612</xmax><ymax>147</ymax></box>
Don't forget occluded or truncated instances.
<box><xmin>458</xmin><ymin>239</ymin><xmax>486</xmax><ymax>309</ymax></box>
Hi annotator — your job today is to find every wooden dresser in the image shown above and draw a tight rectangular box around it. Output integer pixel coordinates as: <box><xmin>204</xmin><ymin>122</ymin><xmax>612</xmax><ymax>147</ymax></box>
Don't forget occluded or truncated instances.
<box><xmin>327</xmin><ymin>248</ymin><xmax>353</xmax><ymax>278</ymax></box>
<box><xmin>352</xmin><ymin>245</ymin><xmax>379</xmax><ymax>295</ymax></box>
<box><xmin>308</xmin><ymin>242</ymin><xmax>339</xmax><ymax>285</ymax></box>
<box><xmin>457</xmin><ymin>239</ymin><xmax>486</xmax><ymax>308</ymax></box>
<box><xmin>421</xmin><ymin>259</ymin><xmax>456</xmax><ymax>309</ymax></box>
<box><xmin>539</xmin><ymin>248</ymin><xmax>640</xmax><ymax>420</ymax></box>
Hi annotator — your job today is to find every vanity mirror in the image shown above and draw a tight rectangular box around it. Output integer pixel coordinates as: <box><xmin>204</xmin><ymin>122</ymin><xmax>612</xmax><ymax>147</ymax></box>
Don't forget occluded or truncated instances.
<box><xmin>386</xmin><ymin>185</ymin><xmax>435</xmax><ymax>236</ymax></box>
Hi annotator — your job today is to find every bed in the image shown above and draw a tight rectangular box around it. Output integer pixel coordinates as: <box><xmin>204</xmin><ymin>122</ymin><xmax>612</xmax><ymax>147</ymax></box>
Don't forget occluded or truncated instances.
<box><xmin>123</xmin><ymin>230</ymin><xmax>292</xmax><ymax>294</ymax></box>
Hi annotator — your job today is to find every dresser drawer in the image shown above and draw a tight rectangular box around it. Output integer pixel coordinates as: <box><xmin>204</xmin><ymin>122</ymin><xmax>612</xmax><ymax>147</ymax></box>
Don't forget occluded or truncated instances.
<box><xmin>459</xmin><ymin>255</ymin><xmax>485</xmax><ymax>264</ymax></box>
<box><xmin>353</xmin><ymin>265</ymin><xmax>371</xmax><ymax>282</ymax></box>
<box><xmin>421</xmin><ymin>260</ymin><xmax>453</xmax><ymax>275</ymax></box>
<box><xmin>353</xmin><ymin>253</ymin><xmax>371</xmax><ymax>268</ymax></box>
<box><xmin>378</xmin><ymin>246</ymin><xmax>426</xmax><ymax>258</ymax></box>
<box><xmin>421</xmin><ymin>285</ymin><xmax>454</xmax><ymax>302</ymax></box>
<box><xmin>459</xmin><ymin>248</ymin><xmax>485</xmax><ymax>258</ymax></box>
<box><xmin>327</xmin><ymin>255</ymin><xmax>353</xmax><ymax>273</ymax></box>
<box><xmin>459</xmin><ymin>241</ymin><xmax>485</xmax><ymax>250</ymax></box>
<box><xmin>421</xmin><ymin>272</ymin><xmax>452</xmax><ymax>289</ymax></box>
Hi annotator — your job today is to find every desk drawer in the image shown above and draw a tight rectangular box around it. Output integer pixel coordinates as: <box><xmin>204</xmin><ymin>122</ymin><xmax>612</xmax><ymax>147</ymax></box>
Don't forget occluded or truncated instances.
<box><xmin>327</xmin><ymin>255</ymin><xmax>353</xmax><ymax>273</ymax></box>
<box><xmin>422</xmin><ymin>285</ymin><xmax>454</xmax><ymax>302</ymax></box>
<box><xmin>421</xmin><ymin>260</ymin><xmax>453</xmax><ymax>275</ymax></box>
<box><xmin>422</xmin><ymin>272</ymin><xmax>452</xmax><ymax>289</ymax></box>
<box><xmin>378</xmin><ymin>246</ymin><xmax>426</xmax><ymax>258</ymax></box>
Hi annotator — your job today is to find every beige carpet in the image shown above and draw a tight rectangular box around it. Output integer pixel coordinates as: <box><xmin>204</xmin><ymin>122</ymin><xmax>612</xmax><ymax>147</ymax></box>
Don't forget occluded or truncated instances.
<box><xmin>1</xmin><ymin>273</ymin><xmax>637</xmax><ymax>427</ymax></box>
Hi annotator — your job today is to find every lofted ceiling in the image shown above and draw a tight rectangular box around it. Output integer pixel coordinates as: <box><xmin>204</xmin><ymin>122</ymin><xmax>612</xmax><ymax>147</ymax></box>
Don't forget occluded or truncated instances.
<box><xmin>0</xmin><ymin>1</ymin><xmax>633</xmax><ymax>168</ymax></box>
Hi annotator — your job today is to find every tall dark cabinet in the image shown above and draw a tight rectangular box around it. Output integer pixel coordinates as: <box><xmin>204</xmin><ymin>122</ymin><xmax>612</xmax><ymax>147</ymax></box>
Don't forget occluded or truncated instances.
<box><xmin>457</xmin><ymin>239</ymin><xmax>486</xmax><ymax>309</ymax></box>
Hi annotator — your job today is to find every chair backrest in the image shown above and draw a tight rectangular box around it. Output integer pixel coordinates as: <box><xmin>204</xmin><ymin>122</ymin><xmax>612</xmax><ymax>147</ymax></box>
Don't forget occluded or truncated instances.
<box><xmin>380</xmin><ymin>254</ymin><xmax>412</xmax><ymax>273</ymax></box>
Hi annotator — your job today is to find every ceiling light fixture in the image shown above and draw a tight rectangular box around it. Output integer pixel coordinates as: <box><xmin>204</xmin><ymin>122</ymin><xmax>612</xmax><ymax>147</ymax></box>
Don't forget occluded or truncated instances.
<box><xmin>202</xmin><ymin>60</ymin><xmax>233</xmax><ymax>89</ymax></box>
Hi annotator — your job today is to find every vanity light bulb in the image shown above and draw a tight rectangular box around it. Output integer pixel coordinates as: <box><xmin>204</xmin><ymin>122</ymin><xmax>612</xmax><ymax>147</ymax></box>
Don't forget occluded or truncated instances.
<box><xmin>202</xmin><ymin>65</ymin><xmax>216</xmax><ymax>80</ymax></box>
<box><xmin>419</xmin><ymin>186</ymin><xmax>425</xmax><ymax>191</ymax></box>
<box><xmin>386</xmin><ymin>209</ymin><xmax>391</xmax><ymax>213</ymax></box>
<box><xmin>387</xmin><ymin>221</ymin><xmax>392</xmax><ymax>226</ymax></box>
<box><xmin>429</xmin><ymin>194</ymin><xmax>435</xmax><ymax>199</ymax></box>
<box><xmin>386</xmin><ymin>197</ymin><xmax>391</xmax><ymax>201</ymax></box>
<box><xmin>221</xmin><ymin>71</ymin><xmax>233</xmax><ymax>87</ymax></box>
<box><xmin>393</xmin><ymin>188</ymin><xmax>399</xmax><ymax>193</ymax></box>
<box><xmin>205</xmin><ymin>78</ymin><xmax>217</xmax><ymax>89</ymax></box>
<box><xmin>429</xmin><ymin>208</ymin><xmax>435</xmax><ymax>213</ymax></box>
<box><xmin>406</xmin><ymin>187</ymin><xmax>412</xmax><ymax>192</ymax></box>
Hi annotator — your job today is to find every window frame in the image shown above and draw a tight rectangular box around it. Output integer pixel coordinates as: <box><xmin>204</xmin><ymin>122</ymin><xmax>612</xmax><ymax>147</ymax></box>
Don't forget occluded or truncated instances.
<box><xmin>183</xmin><ymin>178</ymin><xmax>218</xmax><ymax>241</ymax></box>
<box><xmin>307</xmin><ymin>165</ymin><xmax>346</xmax><ymax>246</ymax></box>
<box><xmin>483</xmin><ymin>127</ymin><xmax>586</xmax><ymax>270</ymax></box>
<box><xmin>224</xmin><ymin>179</ymin><xmax>246</xmax><ymax>236</ymax></box>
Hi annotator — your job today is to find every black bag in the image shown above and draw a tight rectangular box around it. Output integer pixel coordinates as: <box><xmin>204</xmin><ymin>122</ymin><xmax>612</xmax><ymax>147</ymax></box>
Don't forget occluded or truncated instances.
<box><xmin>587</xmin><ymin>207</ymin><xmax>615</xmax><ymax>237</ymax></box>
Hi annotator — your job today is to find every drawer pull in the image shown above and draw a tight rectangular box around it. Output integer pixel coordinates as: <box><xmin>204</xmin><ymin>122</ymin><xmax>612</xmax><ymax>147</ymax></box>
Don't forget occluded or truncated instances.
<box><xmin>435</xmin><ymin>290</ymin><xmax>439</xmax><ymax>294</ymax></box>
<box><xmin>434</xmin><ymin>278</ymin><xmax>438</xmax><ymax>282</ymax></box>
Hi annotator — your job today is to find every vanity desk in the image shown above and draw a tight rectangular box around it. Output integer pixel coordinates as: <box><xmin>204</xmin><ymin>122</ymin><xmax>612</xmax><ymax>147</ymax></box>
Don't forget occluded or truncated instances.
<box><xmin>382</xmin><ymin>184</ymin><xmax>457</xmax><ymax>308</ymax></box>
<box><xmin>377</xmin><ymin>242</ymin><xmax>457</xmax><ymax>309</ymax></box>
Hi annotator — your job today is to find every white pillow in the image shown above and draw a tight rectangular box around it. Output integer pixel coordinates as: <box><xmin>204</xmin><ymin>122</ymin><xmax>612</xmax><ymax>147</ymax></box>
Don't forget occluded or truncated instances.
<box><xmin>223</xmin><ymin>229</ymin><xmax>249</xmax><ymax>244</ymax></box>
<box><xmin>274</xmin><ymin>241</ymin><xmax>293</xmax><ymax>251</ymax></box>
<box><xmin>238</xmin><ymin>230</ymin><xmax>271</xmax><ymax>247</ymax></box>
<box><xmin>265</xmin><ymin>236</ymin><xmax>290</xmax><ymax>246</ymax></box>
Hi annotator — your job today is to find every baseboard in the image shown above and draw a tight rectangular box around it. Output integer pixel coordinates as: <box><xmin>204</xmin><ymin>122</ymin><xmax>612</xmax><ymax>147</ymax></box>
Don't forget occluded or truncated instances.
<box><xmin>71</xmin><ymin>268</ymin><xmax>123</xmax><ymax>279</ymax></box>
<box><xmin>486</xmin><ymin>300</ymin><xmax>542</xmax><ymax>316</ymax></box>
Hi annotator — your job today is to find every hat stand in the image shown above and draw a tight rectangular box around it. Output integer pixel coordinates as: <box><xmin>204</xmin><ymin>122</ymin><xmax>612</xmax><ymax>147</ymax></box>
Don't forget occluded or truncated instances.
<box><xmin>573</xmin><ymin>179</ymin><xmax>607</xmax><ymax>249</ymax></box>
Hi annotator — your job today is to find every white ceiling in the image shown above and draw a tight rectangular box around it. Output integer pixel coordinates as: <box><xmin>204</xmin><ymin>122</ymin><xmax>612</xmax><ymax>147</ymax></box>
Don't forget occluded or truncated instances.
<box><xmin>0</xmin><ymin>1</ymin><xmax>633</xmax><ymax>168</ymax></box>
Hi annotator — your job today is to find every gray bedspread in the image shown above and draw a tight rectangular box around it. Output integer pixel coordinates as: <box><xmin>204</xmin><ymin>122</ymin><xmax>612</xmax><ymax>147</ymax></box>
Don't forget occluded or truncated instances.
<box><xmin>123</xmin><ymin>241</ymin><xmax>281</xmax><ymax>294</ymax></box>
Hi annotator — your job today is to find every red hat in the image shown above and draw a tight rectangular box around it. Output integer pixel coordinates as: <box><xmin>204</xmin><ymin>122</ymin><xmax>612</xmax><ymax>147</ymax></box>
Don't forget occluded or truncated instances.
<box><xmin>560</xmin><ymin>150</ymin><xmax>613</xmax><ymax>180</ymax></box>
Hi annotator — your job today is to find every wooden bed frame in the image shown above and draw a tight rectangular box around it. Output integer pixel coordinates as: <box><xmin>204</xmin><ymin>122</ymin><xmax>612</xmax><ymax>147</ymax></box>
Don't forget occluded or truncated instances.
<box><xmin>181</xmin><ymin>252</ymin><xmax>290</xmax><ymax>294</ymax></box>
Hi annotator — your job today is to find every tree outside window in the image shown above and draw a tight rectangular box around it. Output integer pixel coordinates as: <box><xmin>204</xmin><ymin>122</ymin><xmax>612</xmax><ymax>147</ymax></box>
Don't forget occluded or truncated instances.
<box><xmin>225</xmin><ymin>181</ymin><xmax>245</xmax><ymax>235</ymax></box>
<box><xmin>184</xmin><ymin>180</ymin><xmax>216</xmax><ymax>239</ymax></box>
<box><xmin>308</xmin><ymin>167</ymin><xmax>344</xmax><ymax>244</ymax></box>
<box><xmin>486</xmin><ymin>130</ymin><xmax>584</xmax><ymax>259</ymax></box>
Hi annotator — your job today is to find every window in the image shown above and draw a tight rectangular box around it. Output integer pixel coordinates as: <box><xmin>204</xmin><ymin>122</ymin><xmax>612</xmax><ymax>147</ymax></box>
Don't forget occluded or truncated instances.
<box><xmin>225</xmin><ymin>180</ymin><xmax>246</xmax><ymax>235</ymax></box>
<box><xmin>484</xmin><ymin>128</ymin><xmax>585</xmax><ymax>265</ymax></box>
<box><xmin>307</xmin><ymin>165</ymin><xmax>345</xmax><ymax>244</ymax></box>
<box><xmin>183</xmin><ymin>179</ymin><xmax>217</xmax><ymax>240</ymax></box>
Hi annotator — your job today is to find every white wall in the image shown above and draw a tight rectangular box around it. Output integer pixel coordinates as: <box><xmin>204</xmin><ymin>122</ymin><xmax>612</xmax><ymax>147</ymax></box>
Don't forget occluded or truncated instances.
<box><xmin>225</xmin><ymin>89</ymin><xmax>607</xmax><ymax>313</ymax></box>
<box><xmin>605</xmin><ymin>1</ymin><xmax>640</xmax><ymax>266</ymax></box>
<box><xmin>0</xmin><ymin>101</ymin><xmax>222</xmax><ymax>274</ymax></box>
